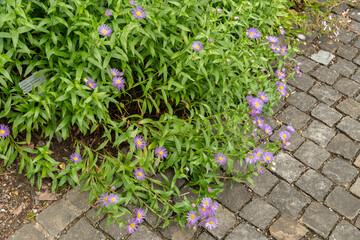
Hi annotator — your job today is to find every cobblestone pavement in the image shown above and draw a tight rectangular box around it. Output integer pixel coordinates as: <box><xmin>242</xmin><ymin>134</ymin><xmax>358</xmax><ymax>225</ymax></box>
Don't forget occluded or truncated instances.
<box><xmin>8</xmin><ymin>3</ymin><xmax>360</xmax><ymax>240</ymax></box>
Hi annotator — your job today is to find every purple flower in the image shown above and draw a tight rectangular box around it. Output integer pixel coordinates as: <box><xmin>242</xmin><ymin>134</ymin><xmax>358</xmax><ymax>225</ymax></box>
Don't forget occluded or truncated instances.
<box><xmin>134</xmin><ymin>135</ymin><xmax>146</xmax><ymax>149</ymax></box>
<box><xmin>246</xmin><ymin>96</ymin><xmax>255</xmax><ymax>105</ymax></box>
<box><xmin>110</xmin><ymin>68</ymin><xmax>120</xmax><ymax>77</ymax></box>
<box><xmin>155</xmin><ymin>146</ymin><xmax>168</xmax><ymax>159</ymax></box>
<box><xmin>208</xmin><ymin>187</ymin><xmax>213</xmax><ymax>193</ymax></box>
<box><xmin>129</xmin><ymin>0</ymin><xmax>135</xmax><ymax>5</ymax></box>
<box><xmin>112</xmin><ymin>77</ymin><xmax>125</xmax><ymax>91</ymax></box>
<box><xmin>254</xmin><ymin>147</ymin><xmax>263</xmax><ymax>159</ymax></box>
<box><xmin>127</xmin><ymin>218</ymin><xmax>139</xmax><ymax>234</ymax></box>
<box><xmin>216</xmin><ymin>8</ymin><xmax>222</xmax><ymax>13</ymax></box>
<box><xmin>70</xmin><ymin>153</ymin><xmax>82</xmax><ymax>163</ymax></box>
<box><xmin>210</xmin><ymin>201</ymin><xmax>218</xmax><ymax>211</ymax></box>
<box><xmin>0</xmin><ymin>124</ymin><xmax>10</xmax><ymax>139</ymax></box>
<box><xmin>246</xmin><ymin>27</ymin><xmax>262</xmax><ymax>39</ymax></box>
<box><xmin>279</xmin><ymin>131</ymin><xmax>290</xmax><ymax>141</ymax></box>
<box><xmin>262</xmin><ymin>152</ymin><xmax>274</xmax><ymax>162</ymax></box>
<box><xmin>267</xmin><ymin>36</ymin><xmax>279</xmax><ymax>44</ymax></box>
<box><xmin>134</xmin><ymin>208</ymin><xmax>146</xmax><ymax>223</ymax></box>
<box><xmin>280</xmin><ymin>26</ymin><xmax>285</xmax><ymax>35</ymax></box>
<box><xmin>276</xmin><ymin>81</ymin><xmax>287</xmax><ymax>92</ymax></box>
<box><xmin>84</xmin><ymin>78</ymin><xmax>97</xmax><ymax>89</ymax></box>
<box><xmin>154</xmin><ymin>160</ymin><xmax>159</xmax><ymax>166</ymax></box>
<box><xmin>254</xmin><ymin>116</ymin><xmax>264</xmax><ymax>128</ymax></box>
<box><xmin>132</xmin><ymin>6</ymin><xmax>146</xmax><ymax>19</ymax></box>
<box><xmin>286</xmin><ymin>125</ymin><xmax>295</xmax><ymax>133</ymax></box>
<box><xmin>105</xmin><ymin>10</ymin><xmax>112</xmax><ymax>16</ymax></box>
<box><xmin>298</xmin><ymin>34</ymin><xmax>306</xmax><ymax>40</ymax></box>
<box><xmin>234</xmin><ymin>16</ymin><xmax>239</xmax><ymax>20</ymax></box>
<box><xmin>110</xmin><ymin>185</ymin><xmax>116</xmax><ymax>191</ymax></box>
<box><xmin>109</xmin><ymin>193</ymin><xmax>119</xmax><ymax>204</ymax></box>
<box><xmin>208</xmin><ymin>38</ymin><xmax>213</xmax><ymax>43</ymax></box>
<box><xmin>252</xmin><ymin>98</ymin><xmax>264</xmax><ymax>111</ymax></box>
<box><xmin>262</xmin><ymin>124</ymin><xmax>273</xmax><ymax>136</ymax></box>
<box><xmin>98</xmin><ymin>24</ymin><xmax>112</xmax><ymax>36</ymax></box>
<box><xmin>275</xmin><ymin>70</ymin><xmax>286</xmax><ymax>79</ymax></box>
<box><xmin>187</xmin><ymin>211</ymin><xmax>198</xmax><ymax>226</ymax></box>
<box><xmin>280</xmin><ymin>45</ymin><xmax>288</xmax><ymax>55</ymax></box>
<box><xmin>198</xmin><ymin>205</ymin><xmax>208</xmax><ymax>217</ymax></box>
<box><xmin>251</xmin><ymin>131</ymin><xmax>257</xmax><ymax>137</ymax></box>
<box><xmin>133</xmin><ymin>168</ymin><xmax>146</xmax><ymax>180</ymax></box>
<box><xmin>270</xmin><ymin>44</ymin><xmax>281</xmax><ymax>53</ymax></box>
<box><xmin>100</xmin><ymin>193</ymin><xmax>111</xmax><ymax>207</ymax></box>
<box><xmin>295</xmin><ymin>67</ymin><xmax>302</xmax><ymax>77</ymax></box>
<box><xmin>245</xmin><ymin>153</ymin><xmax>257</xmax><ymax>164</ymax></box>
<box><xmin>258</xmin><ymin>91</ymin><xmax>269</xmax><ymax>103</ymax></box>
<box><xmin>201</xmin><ymin>197</ymin><xmax>212</xmax><ymax>208</ymax></box>
<box><xmin>205</xmin><ymin>218</ymin><xmax>217</xmax><ymax>230</ymax></box>
<box><xmin>192</xmin><ymin>41</ymin><xmax>203</xmax><ymax>51</ymax></box>
<box><xmin>185</xmin><ymin>167</ymin><xmax>189</xmax><ymax>172</ymax></box>
<box><xmin>214</xmin><ymin>152</ymin><xmax>227</xmax><ymax>166</ymax></box>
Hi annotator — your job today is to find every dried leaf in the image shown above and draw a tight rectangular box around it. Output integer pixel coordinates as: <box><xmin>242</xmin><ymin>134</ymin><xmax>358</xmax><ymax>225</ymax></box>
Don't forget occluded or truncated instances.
<box><xmin>38</xmin><ymin>190</ymin><xmax>60</xmax><ymax>201</ymax></box>
<box><xmin>11</xmin><ymin>203</ymin><xmax>25</xmax><ymax>217</ymax></box>
<box><xmin>59</xmin><ymin>163</ymin><xmax>66</xmax><ymax>170</ymax></box>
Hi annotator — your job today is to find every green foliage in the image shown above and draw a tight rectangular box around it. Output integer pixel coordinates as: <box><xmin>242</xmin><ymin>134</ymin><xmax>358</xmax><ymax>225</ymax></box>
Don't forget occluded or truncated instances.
<box><xmin>0</xmin><ymin>0</ymin><xmax>301</xmax><ymax>229</ymax></box>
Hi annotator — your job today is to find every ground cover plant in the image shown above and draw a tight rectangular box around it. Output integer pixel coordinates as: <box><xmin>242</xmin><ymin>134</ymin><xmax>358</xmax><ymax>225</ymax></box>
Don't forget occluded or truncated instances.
<box><xmin>0</xmin><ymin>0</ymin><xmax>307</xmax><ymax>234</ymax></box>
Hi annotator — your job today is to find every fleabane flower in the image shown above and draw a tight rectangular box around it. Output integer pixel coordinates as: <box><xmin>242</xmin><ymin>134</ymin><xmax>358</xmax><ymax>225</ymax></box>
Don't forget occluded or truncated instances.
<box><xmin>84</xmin><ymin>78</ymin><xmax>97</xmax><ymax>89</ymax></box>
<box><xmin>252</xmin><ymin>98</ymin><xmax>264</xmax><ymax>111</ymax></box>
<box><xmin>187</xmin><ymin>211</ymin><xmax>198</xmax><ymax>226</ymax></box>
<box><xmin>129</xmin><ymin>0</ymin><xmax>135</xmax><ymax>5</ymax></box>
<box><xmin>208</xmin><ymin>187</ymin><xmax>213</xmax><ymax>193</ymax></box>
<box><xmin>276</xmin><ymin>81</ymin><xmax>287</xmax><ymax>91</ymax></box>
<box><xmin>279</xmin><ymin>26</ymin><xmax>285</xmax><ymax>35</ymax></box>
<box><xmin>132</xmin><ymin>6</ymin><xmax>146</xmax><ymax>19</ymax></box>
<box><xmin>251</xmin><ymin>131</ymin><xmax>257</xmax><ymax>137</ymax></box>
<box><xmin>216</xmin><ymin>8</ymin><xmax>222</xmax><ymax>13</ymax></box>
<box><xmin>198</xmin><ymin>205</ymin><xmax>208</xmax><ymax>217</ymax></box>
<box><xmin>127</xmin><ymin>218</ymin><xmax>139</xmax><ymax>234</ymax></box>
<box><xmin>246</xmin><ymin>27</ymin><xmax>262</xmax><ymax>39</ymax></box>
<box><xmin>254</xmin><ymin>148</ymin><xmax>263</xmax><ymax>159</ymax></box>
<box><xmin>267</xmin><ymin>36</ymin><xmax>279</xmax><ymax>44</ymax></box>
<box><xmin>262</xmin><ymin>124</ymin><xmax>273</xmax><ymax>136</ymax></box>
<box><xmin>134</xmin><ymin>208</ymin><xmax>146</xmax><ymax>223</ymax></box>
<box><xmin>280</xmin><ymin>45</ymin><xmax>288</xmax><ymax>55</ymax></box>
<box><xmin>279</xmin><ymin>131</ymin><xmax>290</xmax><ymax>141</ymax></box>
<box><xmin>270</xmin><ymin>44</ymin><xmax>280</xmax><ymax>53</ymax></box>
<box><xmin>98</xmin><ymin>24</ymin><xmax>112</xmax><ymax>36</ymax></box>
<box><xmin>110</xmin><ymin>68</ymin><xmax>120</xmax><ymax>77</ymax></box>
<box><xmin>258</xmin><ymin>91</ymin><xmax>269</xmax><ymax>103</ymax></box>
<box><xmin>192</xmin><ymin>41</ymin><xmax>203</xmax><ymax>51</ymax></box>
<box><xmin>275</xmin><ymin>70</ymin><xmax>286</xmax><ymax>79</ymax></box>
<box><xmin>112</xmin><ymin>77</ymin><xmax>125</xmax><ymax>91</ymax></box>
<box><xmin>254</xmin><ymin>116</ymin><xmax>264</xmax><ymax>128</ymax></box>
<box><xmin>286</xmin><ymin>125</ymin><xmax>295</xmax><ymax>133</ymax></box>
<box><xmin>205</xmin><ymin>217</ymin><xmax>217</xmax><ymax>230</ymax></box>
<box><xmin>262</xmin><ymin>152</ymin><xmax>274</xmax><ymax>162</ymax></box>
<box><xmin>134</xmin><ymin>135</ymin><xmax>146</xmax><ymax>149</ymax></box>
<box><xmin>105</xmin><ymin>10</ymin><xmax>112</xmax><ymax>16</ymax></box>
<box><xmin>0</xmin><ymin>124</ymin><xmax>10</xmax><ymax>139</ymax></box>
<box><xmin>155</xmin><ymin>146</ymin><xmax>168</xmax><ymax>159</ymax></box>
<box><xmin>70</xmin><ymin>153</ymin><xmax>82</xmax><ymax>163</ymax></box>
<box><xmin>295</xmin><ymin>67</ymin><xmax>302</xmax><ymax>77</ymax></box>
<box><xmin>109</xmin><ymin>193</ymin><xmax>119</xmax><ymax>204</ymax></box>
<box><xmin>245</xmin><ymin>153</ymin><xmax>257</xmax><ymax>164</ymax></box>
<box><xmin>214</xmin><ymin>152</ymin><xmax>227</xmax><ymax>166</ymax></box>
<box><xmin>134</xmin><ymin>168</ymin><xmax>146</xmax><ymax>180</ymax></box>
<box><xmin>298</xmin><ymin>34</ymin><xmax>306</xmax><ymax>40</ymax></box>
<box><xmin>201</xmin><ymin>197</ymin><xmax>213</xmax><ymax>208</ymax></box>
<box><xmin>100</xmin><ymin>193</ymin><xmax>112</xmax><ymax>207</ymax></box>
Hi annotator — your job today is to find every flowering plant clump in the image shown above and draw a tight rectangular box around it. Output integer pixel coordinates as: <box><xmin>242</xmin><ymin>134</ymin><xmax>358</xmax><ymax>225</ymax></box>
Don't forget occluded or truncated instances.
<box><xmin>0</xmin><ymin>0</ymin><xmax>305</xmax><ymax>232</ymax></box>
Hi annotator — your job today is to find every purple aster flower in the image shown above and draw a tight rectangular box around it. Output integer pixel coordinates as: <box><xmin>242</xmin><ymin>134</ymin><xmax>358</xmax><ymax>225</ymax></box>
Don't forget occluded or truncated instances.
<box><xmin>252</xmin><ymin>98</ymin><xmax>264</xmax><ymax>111</ymax></box>
<box><xmin>70</xmin><ymin>153</ymin><xmax>82</xmax><ymax>163</ymax></box>
<box><xmin>245</xmin><ymin>153</ymin><xmax>257</xmax><ymax>164</ymax></box>
<box><xmin>134</xmin><ymin>135</ymin><xmax>146</xmax><ymax>149</ymax></box>
<box><xmin>154</xmin><ymin>160</ymin><xmax>159</xmax><ymax>166</ymax></box>
<box><xmin>208</xmin><ymin>38</ymin><xmax>213</xmax><ymax>43</ymax></box>
<box><xmin>205</xmin><ymin>218</ymin><xmax>217</xmax><ymax>230</ymax></box>
<box><xmin>129</xmin><ymin>0</ymin><xmax>135</xmax><ymax>5</ymax></box>
<box><xmin>105</xmin><ymin>10</ymin><xmax>112</xmax><ymax>16</ymax></box>
<box><xmin>0</xmin><ymin>124</ymin><xmax>10</xmax><ymax>139</ymax></box>
<box><xmin>251</xmin><ymin>131</ymin><xmax>257</xmax><ymax>137</ymax></box>
<box><xmin>275</xmin><ymin>70</ymin><xmax>286</xmax><ymax>79</ymax></box>
<box><xmin>100</xmin><ymin>193</ymin><xmax>111</xmax><ymax>207</ymax></box>
<box><xmin>270</xmin><ymin>44</ymin><xmax>281</xmax><ymax>53</ymax></box>
<box><xmin>214</xmin><ymin>152</ymin><xmax>227</xmax><ymax>166</ymax></box>
<box><xmin>198</xmin><ymin>205</ymin><xmax>208</xmax><ymax>217</ymax></box>
<box><xmin>267</xmin><ymin>36</ymin><xmax>279</xmax><ymax>44</ymax></box>
<box><xmin>185</xmin><ymin>167</ymin><xmax>189</xmax><ymax>172</ymax></box>
<box><xmin>278</xmin><ymin>88</ymin><xmax>287</xmax><ymax>97</ymax></box>
<box><xmin>286</xmin><ymin>125</ymin><xmax>295</xmax><ymax>133</ymax></box>
<box><xmin>262</xmin><ymin>152</ymin><xmax>274</xmax><ymax>162</ymax></box>
<box><xmin>254</xmin><ymin>116</ymin><xmax>264</xmax><ymax>128</ymax></box>
<box><xmin>276</xmin><ymin>81</ymin><xmax>287</xmax><ymax>92</ymax></box>
<box><xmin>262</xmin><ymin>124</ymin><xmax>273</xmax><ymax>136</ymax></box>
<box><xmin>246</xmin><ymin>96</ymin><xmax>255</xmax><ymax>105</ymax></box>
<box><xmin>279</xmin><ymin>131</ymin><xmax>290</xmax><ymax>141</ymax></box>
<box><xmin>112</xmin><ymin>77</ymin><xmax>125</xmax><ymax>91</ymax></box>
<box><xmin>254</xmin><ymin>148</ymin><xmax>263</xmax><ymax>159</ymax></box>
<box><xmin>192</xmin><ymin>41</ymin><xmax>203</xmax><ymax>51</ymax></box>
<box><xmin>132</xmin><ymin>6</ymin><xmax>146</xmax><ymax>19</ymax></box>
<box><xmin>155</xmin><ymin>146</ymin><xmax>168</xmax><ymax>159</ymax></box>
<box><xmin>127</xmin><ymin>218</ymin><xmax>139</xmax><ymax>235</ymax></box>
<box><xmin>234</xmin><ymin>16</ymin><xmax>239</xmax><ymax>20</ymax></box>
<box><xmin>201</xmin><ymin>197</ymin><xmax>213</xmax><ymax>208</ymax></box>
<box><xmin>110</xmin><ymin>68</ymin><xmax>120</xmax><ymax>77</ymax></box>
<box><xmin>248</xmin><ymin>108</ymin><xmax>262</xmax><ymax>117</ymax></box>
<box><xmin>280</xmin><ymin>26</ymin><xmax>285</xmax><ymax>35</ymax></box>
<box><xmin>84</xmin><ymin>78</ymin><xmax>97</xmax><ymax>89</ymax></box>
<box><xmin>134</xmin><ymin>208</ymin><xmax>146</xmax><ymax>223</ymax></box>
<box><xmin>216</xmin><ymin>8</ymin><xmax>222</xmax><ymax>13</ymax></box>
<box><xmin>210</xmin><ymin>201</ymin><xmax>218</xmax><ymax>211</ymax></box>
<box><xmin>110</xmin><ymin>185</ymin><xmax>116</xmax><ymax>191</ymax></box>
<box><xmin>246</xmin><ymin>27</ymin><xmax>262</xmax><ymax>39</ymax></box>
<box><xmin>295</xmin><ymin>67</ymin><xmax>302</xmax><ymax>77</ymax></box>
<box><xmin>109</xmin><ymin>193</ymin><xmax>119</xmax><ymax>204</ymax></box>
<box><xmin>257</xmin><ymin>91</ymin><xmax>269</xmax><ymax>103</ymax></box>
<box><xmin>133</xmin><ymin>168</ymin><xmax>146</xmax><ymax>180</ymax></box>
<box><xmin>208</xmin><ymin>187</ymin><xmax>213</xmax><ymax>193</ymax></box>
<box><xmin>187</xmin><ymin>211</ymin><xmax>198</xmax><ymax>226</ymax></box>
<box><xmin>298</xmin><ymin>34</ymin><xmax>306</xmax><ymax>40</ymax></box>
<box><xmin>98</xmin><ymin>24</ymin><xmax>112</xmax><ymax>36</ymax></box>
<box><xmin>280</xmin><ymin>45</ymin><xmax>288</xmax><ymax>55</ymax></box>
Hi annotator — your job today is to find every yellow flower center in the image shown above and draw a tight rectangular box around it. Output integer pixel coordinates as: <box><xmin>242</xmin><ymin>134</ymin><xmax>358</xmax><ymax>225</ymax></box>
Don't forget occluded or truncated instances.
<box><xmin>250</xmin><ymin>32</ymin><xmax>253</xmax><ymax>35</ymax></box>
<box><xmin>249</xmin><ymin>155</ymin><xmax>253</xmax><ymax>159</ymax></box>
<box><xmin>279</xmin><ymin>73</ymin><xmax>282</xmax><ymax>76</ymax></box>
<box><xmin>283</xmin><ymin>134</ymin><xmax>287</xmax><ymax>138</ymax></box>
<box><xmin>113</xmin><ymin>72</ymin><xmax>116</xmax><ymax>76</ymax></box>
<box><xmin>136</xmin><ymin>11</ymin><xmax>141</xmax><ymax>16</ymax></box>
<box><xmin>297</xmin><ymin>71</ymin><xmax>300</xmax><ymax>74</ymax></box>
<box><xmin>257</xmin><ymin>120</ymin><xmax>261</xmax><ymax>125</ymax></box>
<box><xmin>89</xmin><ymin>83</ymin><xmax>93</xmax><ymax>87</ymax></box>
<box><xmin>255</xmin><ymin>102</ymin><xmax>259</xmax><ymax>106</ymax></box>
<box><xmin>137</xmin><ymin>172</ymin><xmax>142</xmax><ymax>176</ymax></box>
<box><xmin>218</xmin><ymin>157</ymin><xmax>223</xmax><ymax>161</ymax></box>
<box><xmin>204</xmin><ymin>201</ymin><xmax>209</xmax><ymax>206</ymax></box>
<box><xmin>116</xmin><ymin>80</ymin><xmax>121</xmax><ymax>84</ymax></box>
<box><xmin>159</xmin><ymin>151</ymin><xmax>163</xmax><ymax>155</ymax></box>
<box><xmin>202</xmin><ymin>207</ymin><xmax>206</xmax><ymax>212</ymax></box>
<box><xmin>74</xmin><ymin>157</ymin><xmax>78</xmax><ymax>161</ymax></box>
<box><xmin>104</xmin><ymin>197</ymin><xmax>109</xmax><ymax>202</ymax></box>
<box><xmin>137</xmin><ymin>213</ymin><xmax>142</xmax><ymax>218</ymax></box>
<box><xmin>282</xmin><ymin>49</ymin><xmax>285</xmax><ymax>52</ymax></box>
<box><xmin>190</xmin><ymin>215</ymin><xmax>195</xmax><ymax>219</ymax></box>
<box><xmin>266</xmin><ymin>156</ymin><xmax>270</xmax><ymax>160</ymax></box>
<box><xmin>265</xmin><ymin>130</ymin><xmax>269</xmax><ymax>133</ymax></box>
<box><xmin>137</xmin><ymin>141</ymin><xmax>142</xmax><ymax>145</ymax></box>
<box><xmin>257</xmin><ymin>152</ymin><xmax>260</xmax><ymax>157</ymax></box>
<box><xmin>0</xmin><ymin>130</ymin><xmax>4</xmax><ymax>134</ymax></box>
<box><xmin>130</xmin><ymin>223</ymin><xmax>135</xmax><ymax>228</ymax></box>
<box><xmin>261</xmin><ymin>96</ymin><xmax>264</xmax><ymax>99</ymax></box>
<box><xmin>279</xmin><ymin>86</ymin><xmax>283</xmax><ymax>90</ymax></box>
<box><xmin>195</xmin><ymin>46</ymin><xmax>199</xmax><ymax>50</ymax></box>
<box><xmin>102</xmin><ymin>30</ymin><xmax>107</xmax><ymax>34</ymax></box>
<box><xmin>111</xmin><ymin>197</ymin><xmax>115</xmax><ymax>202</ymax></box>
<box><xmin>209</xmin><ymin>221</ymin><xmax>213</xmax><ymax>225</ymax></box>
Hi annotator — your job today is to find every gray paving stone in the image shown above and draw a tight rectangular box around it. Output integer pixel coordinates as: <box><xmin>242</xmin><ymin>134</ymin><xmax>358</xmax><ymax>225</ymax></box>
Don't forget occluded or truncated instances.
<box><xmin>333</xmin><ymin>77</ymin><xmax>360</xmax><ymax>97</ymax></box>
<box><xmin>317</xmin><ymin>36</ymin><xmax>343</xmax><ymax>53</ymax></box>
<box><xmin>36</xmin><ymin>200</ymin><xmax>79</xmax><ymax>236</ymax></box>
<box><xmin>355</xmin><ymin>155</ymin><xmax>360</xmax><ymax>168</ymax></box>
<box><xmin>64</xmin><ymin>185</ymin><xmax>91</xmax><ymax>213</ymax></box>
<box><xmin>260</xmin><ymin>113</ymin><xmax>278</xmax><ymax>130</ymax></box>
<box><xmin>272</xmin><ymin>101</ymin><xmax>285</xmax><ymax>114</ymax></box>
<box><xmin>350</xmin><ymin>178</ymin><xmax>360</xmax><ymax>198</ymax></box>
<box><xmin>288</xmin><ymin>74</ymin><xmax>316</xmax><ymax>92</ymax></box>
<box><xmin>311</xmin><ymin>103</ymin><xmax>342</xmax><ymax>127</ymax></box>
<box><xmin>239</xmin><ymin>198</ymin><xmax>279</xmax><ymax>230</ymax></box>
<box><xmin>336</xmin><ymin>98</ymin><xmax>360</xmax><ymax>118</ymax></box>
<box><xmin>310</xmin><ymin>50</ymin><xmax>335</xmax><ymax>65</ymax></box>
<box><xmin>273</xmin><ymin>152</ymin><xmax>305</xmax><ymax>183</ymax></box>
<box><xmin>349</xmin><ymin>9</ymin><xmax>360</xmax><ymax>22</ymax></box>
<box><xmin>99</xmin><ymin>215</ymin><xmax>130</xmax><ymax>240</ymax></box>
<box><xmin>296</xmin><ymin>56</ymin><xmax>318</xmax><ymax>73</ymax></box>
<box><xmin>300</xmin><ymin>202</ymin><xmax>338</xmax><ymax>238</ymax></box>
<box><xmin>208</xmin><ymin>203</ymin><xmax>236</xmax><ymax>239</ymax></box>
<box><xmin>128</xmin><ymin>225</ymin><xmax>162</xmax><ymax>240</ymax></box>
<box><xmin>217</xmin><ymin>180</ymin><xmax>251</xmax><ymax>212</ymax></box>
<box><xmin>310</xmin><ymin>84</ymin><xmax>341</xmax><ymax>105</ymax></box>
<box><xmin>197</xmin><ymin>232</ymin><xmax>215</xmax><ymax>240</ymax></box>
<box><xmin>302</xmin><ymin>120</ymin><xmax>336</xmax><ymax>147</ymax></box>
<box><xmin>247</xmin><ymin>168</ymin><xmax>278</xmax><ymax>196</ymax></box>
<box><xmin>86</xmin><ymin>205</ymin><xmax>105</xmax><ymax>224</ymax></box>
<box><xmin>336</xmin><ymin>45</ymin><xmax>359</xmax><ymax>60</ymax></box>
<box><xmin>8</xmin><ymin>223</ymin><xmax>49</xmax><ymax>240</ymax></box>
<box><xmin>269</xmin><ymin>214</ymin><xmax>308</xmax><ymax>240</ymax></box>
<box><xmin>330</xmin><ymin>59</ymin><xmax>357</xmax><ymax>77</ymax></box>
<box><xmin>329</xmin><ymin>220</ymin><xmax>360</xmax><ymax>240</ymax></box>
<box><xmin>312</xmin><ymin>66</ymin><xmax>339</xmax><ymax>84</ymax></box>
<box><xmin>60</xmin><ymin>218</ymin><xmax>105</xmax><ymax>240</ymax></box>
<box><xmin>352</xmin><ymin>69</ymin><xmax>360</xmax><ymax>83</ymax></box>
<box><xmin>332</xmin><ymin>3</ymin><xmax>348</xmax><ymax>15</ymax></box>
<box><xmin>295</xmin><ymin>169</ymin><xmax>332</xmax><ymax>201</ymax></box>
<box><xmin>160</xmin><ymin>221</ymin><xmax>196</xmax><ymax>240</ymax></box>
<box><xmin>277</xmin><ymin>106</ymin><xmax>311</xmax><ymax>130</ymax></box>
<box><xmin>337</xmin><ymin>116</ymin><xmax>360</xmax><ymax>141</ymax></box>
<box><xmin>356</xmin><ymin>216</ymin><xmax>360</xmax><ymax>229</ymax></box>
<box><xmin>226</xmin><ymin>222</ymin><xmax>267</xmax><ymax>240</ymax></box>
<box><xmin>287</xmin><ymin>91</ymin><xmax>317</xmax><ymax>112</ymax></box>
<box><xmin>354</xmin><ymin>37</ymin><xmax>360</xmax><ymax>49</ymax></box>
<box><xmin>326</xmin><ymin>133</ymin><xmax>359</xmax><ymax>160</ymax></box>
<box><xmin>354</xmin><ymin>55</ymin><xmax>360</xmax><ymax>65</ymax></box>
<box><xmin>325</xmin><ymin>186</ymin><xmax>360</xmax><ymax>220</ymax></box>
<box><xmin>322</xmin><ymin>158</ymin><xmax>358</xmax><ymax>187</ymax></box>
<box><xmin>173</xmin><ymin>185</ymin><xmax>198</xmax><ymax>203</ymax></box>
<box><xmin>297</xmin><ymin>41</ymin><xmax>317</xmax><ymax>57</ymax></box>
<box><xmin>270</xmin><ymin>126</ymin><xmax>305</xmax><ymax>152</ymax></box>
<box><xmin>350</xmin><ymin>21</ymin><xmax>360</xmax><ymax>33</ymax></box>
<box><xmin>267</xmin><ymin>181</ymin><xmax>310</xmax><ymax>218</ymax></box>
<box><xmin>294</xmin><ymin>141</ymin><xmax>331</xmax><ymax>169</ymax></box>
<box><xmin>337</xmin><ymin>29</ymin><xmax>357</xmax><ymax>44</ymax></box>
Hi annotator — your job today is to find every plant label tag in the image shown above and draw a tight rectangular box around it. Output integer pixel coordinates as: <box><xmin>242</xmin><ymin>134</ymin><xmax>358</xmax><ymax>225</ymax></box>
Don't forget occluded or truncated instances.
<box><xmin>19</xmin><ymin>72</ymin><xmax>46</xmax><ymax>94</ymax></box>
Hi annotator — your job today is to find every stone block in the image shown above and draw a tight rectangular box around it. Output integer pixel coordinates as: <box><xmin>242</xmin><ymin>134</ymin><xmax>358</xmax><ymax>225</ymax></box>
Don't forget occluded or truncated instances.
<box><xmin>160</xmin><ymin>221</ymin><xmax>196</xmax><ymax>240</ymax></box>
<box><xmin>99</xmin><ymin>215</ymin><xmax>130</xmax><ymax>240</ymax></box>
<box><xmin>322</xmin><ymin>158</ymin><xmax>358</xmax><ymax>187</ymax></box>
<box><xmin>317</xmin><ymin>36</ymin><xmax>343</xmax><ymax>53</ymax></box>
<box><xmin>354</xmin><ymin>37</ymin><xmax>360</xmax><ymax>49</ymax></box>
<box><xmin>288</xmin><ymin>74</ymin><xmax>315</xmax><ymax>92</ymax></box>
<box><xmin>64</xmin><ymin>185</ymin><xmax>91</xmax><ymax>213</ymax></box>
<box><xmin>350</xmin><ymin>178</ymin><xmax>360</xmax><ymax>198</ymax></box>
<box><xmin>269</xmin><ymin>214</ymin><xmax>309</xmax><ymax>240</ymax></box>
<box><xmin>128</xmin><ymin>225</ymin><xmax>162</xmax><ymax>240</ymax></box>
<box><xmin>310</xmin><ymin>50</ymin><xmax>335</xmax><ymax>65</ymax></box>
<box><xmin>355</xmin><ymin>155</ymin><xmax>360</xmax><ymax>167</ymax></box>
<box><xmin>295</xmin><ymin>56</ymin><xmax>318</xmax><ymax>73</ymax></box>
<box><xmin>267</xmin><ymin>181</ymin><xmax>310</xmax><ymax>218</ymax></box>
<box><xmin>311</xmin><ymin>103</ymin><xmax>342</xmax><ymax>126</ymax></box>
<box><xmin>226</xmin><ymin>222</ymin><xmax>267</xmax><ymax>240</ymax></box>
<box><xmin>350</xmin><ymin>21</ymin><xmax>360</xmax><ymax>33</ymax></box>
<box><xmin>354</xmin><ymin>55</ymin><xmax>360</xmax><ymax>65</ymax></box>
<box><xmin>287</xmin><ymin>91</ymin><xmax>317</xmax><ymax>112</ymax></box>
<box><xmin>217</xmin><ymin>181</ymin><xmax>251</xmax><ymax>212</ymax></box>
<box><xmin>247</xmin><ymin>168</ymin><xmax>278</xmax><ymax>196</ymax></box>
<box><xmin>302</xmin><ymin>120</ymin><xmax>336</xmax><ymax>147</ymax></box>
<box><xmin>336</xmin><ymin>45</ymin><xmax>359</xmax><ymax>60</ymax></box>
<box><xmin>277</xmin><ymin>106</ymin><xmax>310</xmax><ymax>130</ymax></box>
<box><xmin>329</xmin><ymin>220</ymin><xmax>360</xmax><ymax>240</ymax></box>
<box><xmin>337</xmin><ymin>116</ymin><xmax>360</xmax><ymax>141</ymax></box>
<box><xmin>326</xmin><ymin>133</ymin><xmax>359</xmax><ymax>160</ymax></box>
<box><xmin>295</xmin><ymin>169</ymin><xmax>332</xmax><ymax>201</ymax></box>
<box><xmin>300</xmin><ymin>203</ymin><xmax>338</xmax><ymax>238</ymax></box>
<box><xmin>311</xmin><ymin>66</ymin><xmax>339</xmax><ymax>84</ymax></box>
<box><xmin>310</xmin><ymin>84</ymin><xmax>341</xmax><ymax>105</ymax></box>
<box><xmin>272</xmin><ymin>101</ymin><xmax>285</xmax><ymax>114</ymax></box>
<box><xmin>325</xmin><ymin>186</ymin><xmax>360</xmax><ymax>220</ymax></box>
<box><xmin>337</xmin><ymin>29</ymin><xmax>357</xmax><ymax>44</ymax></box>
<box><xmin>336</xmin><ymin>98</ymin><xmax>360</xmax><ymax>118</ymax></box>
<box><xmin>8</xmin><ymin>223</ymin><xmax>49</xmax><ymax>240</ymax></box>
<box><xmin>273</xmin><ymin>152</ymin><xmax>305</xmax><ymax>183</ymax></box>
<box><xmin>353</xmin><ymin>69</ymin><xmax>360</xmax><ymax>84</ymax></box>
<box><xmin>270</xmin><ymin>125</ymin><xmax>305</xmax><ymax>151</ymax></box>
<box><xmin>239</xmin><ymin>198</ymin><xmax>279</xmax><ymax>230</ymax></box>
<box><xmin>333</xmin><ymin>78</ymin><xmax>360</xmax><ymax>97</ymax></box>
<box><xmin>330</xmin><ymin>59</ymin><xmax>357</xmax><ymax>77</ymax></box>
<box><xmin>60</xmin><ymin>218</ymin><xmax>105</xmax><ymax>240</ymax></box>
<box><xmin>208</xmin><ymin>203</ymin><xmax>236</xmax><ymax>239</ymax></box>
<box><xmin>86</xmin><ymin>205</ymin><xmax>105</xmax><ymax>224</ymax></box>
<box><xmin>197</xmin><ymin>232</ymin><xmax>215</xmax><ymax>240</ymax></box>
<box><xmin>332</xmin><ymin>3</ymin><xmax>348</xmax><ymax>15</ymax></box>
<box><xmin>294</xmin><ymin>141</ymin><xmax>330</xmax><ymax>169</ymax></box>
